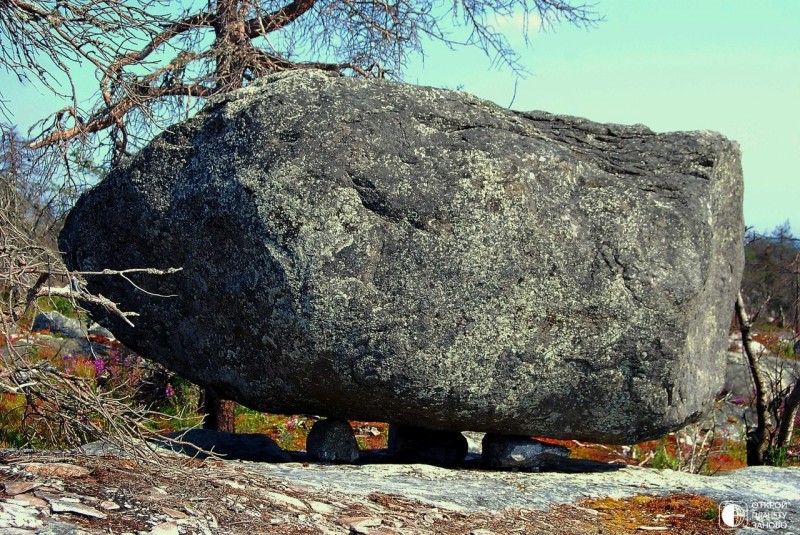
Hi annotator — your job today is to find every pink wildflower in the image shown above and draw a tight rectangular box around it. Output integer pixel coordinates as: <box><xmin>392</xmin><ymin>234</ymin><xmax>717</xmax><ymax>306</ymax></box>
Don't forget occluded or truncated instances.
<box><xmin>285</xmin><ymin>416</ymin><xmax>298</xmax><ymax>431</ymax></box>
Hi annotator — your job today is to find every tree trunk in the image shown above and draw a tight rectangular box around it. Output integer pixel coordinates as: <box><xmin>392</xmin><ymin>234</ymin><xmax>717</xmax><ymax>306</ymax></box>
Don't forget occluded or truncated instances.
<box><xmin>202</xmin><ymin>389</ymin><xmax>236</xmax><ymax>433</ymax></box>
<box><xmin>775</xmin><ymin>378</ymin><xmax>800</xmax><ymax>449</ymax></box>
<box><xmin>735</xmin><ymin>292</ymin><xmax>770</xmax><ymax>466</ymax></box>
<box><xmin>746</xmin><ymin>431</ymin><xmax>769</xmax><ymax>466</ymax></box>
<box><xmin>212</xmin><ymin>0</ymin><xmax>252</xmax><ymax>91</ymax></box>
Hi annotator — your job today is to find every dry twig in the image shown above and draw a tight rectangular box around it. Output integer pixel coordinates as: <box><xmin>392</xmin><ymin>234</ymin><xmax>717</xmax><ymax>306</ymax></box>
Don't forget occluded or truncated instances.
<box><xmin>1</xmin><ymin>170</ymin><xmax>199</xmax><ymax>463</ymax></box>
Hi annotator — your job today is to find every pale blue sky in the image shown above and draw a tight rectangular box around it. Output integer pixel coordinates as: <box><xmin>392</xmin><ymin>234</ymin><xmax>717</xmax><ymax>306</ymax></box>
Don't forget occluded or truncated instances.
<box><xmin>408</xmin><ymin>0</ymin><xmax>800</xmax><ymax>233</ymax></box>
<box><xmin>2</xmin><ymin>0</ymin><xmax>797</xmax><ymax>232</ymax></box>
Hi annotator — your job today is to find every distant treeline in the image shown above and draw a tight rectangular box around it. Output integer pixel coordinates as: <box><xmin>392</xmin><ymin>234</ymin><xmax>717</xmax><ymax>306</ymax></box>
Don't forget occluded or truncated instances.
<box><xmin>742</xmin><ymin>222</ymin><xmax>800</xmax><ymax>331</ymax></box>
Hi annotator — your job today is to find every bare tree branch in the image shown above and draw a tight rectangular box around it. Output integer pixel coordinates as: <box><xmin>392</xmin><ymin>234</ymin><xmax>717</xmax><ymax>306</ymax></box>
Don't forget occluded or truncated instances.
<box><xmin>29</xmin><ymin>81</ymin><xmax>215</xmax><ymax>151</ymax></box>
<box><xmin>246</xmin><ymin>0</ymin><xmax>318</xmax><ymax>37</ymax></box>
<box><xmin>100</xmin><ymin>11</ymin><xmax>215</xmax><ymax>105</ymax></box>
<box><xmin>1</xmin><ymin>160</ymin><xmax>203</xmax><ymax>458</ymax></box>
<box><xmin>8</xmin><ymin>0</ymin><xmax>600</xmax><ymax>164</ymax></box>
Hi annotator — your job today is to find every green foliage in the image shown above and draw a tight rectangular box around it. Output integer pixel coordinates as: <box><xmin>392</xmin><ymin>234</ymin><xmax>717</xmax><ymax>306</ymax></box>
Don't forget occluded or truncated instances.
<box><xmin>47</xmin><ymin>297</ymin><xmax>78</xmax><ymax>318</ymax></box>
<box><xmin>724</xmin><ymin>439</ymin><xmax>748</xmax><ymax>465</ymax></box>
<box><xmin>651</xmin><ymin>440</ymin><xmax>679</xmax><ymax>470</ymax></box>
<box><xmin>0</xmin><ymin>336</ymin><xmax>193</xmax><ymax>447</ymax></box>
<box><xmin>233</xmin><ymin>408</ymin><xmax>277</xmax><ymax>434</ymax></box>
<box><xmin>0</xmin><ymin>394</ymin><xmax>27</xmax><ymax>448</ymax></box>
<box><xmin>701</xmin><ymin>507</ymin><xmax>718</xmax><ymax>521</ymax></box>
<box><xmin>765</xmin><ymin>445</ymin><xmax>788</xmax><ymax>467</ymax></box>
<box><xmin>154</xmin><ymin>403</ymin><xmax>203</xmax><ymax>432</ymax></box>
<box><xmin>39</xmin><ymin>296</ymin><xmax>78</xmax><ymax>318</ymax></box>
<box><xmin>233</xmin><ymin>407</ymin><xmax>315</xmax><ymax>450</ymax></box>
<box><xmin>170</xmin><ymin>377</ymin><xmax>201</xmax><ymax>411</ymax></box>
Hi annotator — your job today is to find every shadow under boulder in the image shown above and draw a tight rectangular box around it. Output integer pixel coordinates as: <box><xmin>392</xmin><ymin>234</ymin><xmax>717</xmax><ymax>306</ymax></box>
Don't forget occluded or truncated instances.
<box><xmin>164</xmin><ymin>429</ymin><xmax>292</xmax><ymax>462</ymax></box>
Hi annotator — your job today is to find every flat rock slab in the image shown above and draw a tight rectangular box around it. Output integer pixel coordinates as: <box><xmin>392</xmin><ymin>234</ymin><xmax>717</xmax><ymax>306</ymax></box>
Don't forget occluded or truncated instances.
<box><xmin>248</xmin><ymin>461</ymin><xmax>800</xmax><ymax>531</ymax></box>
<box><xmin>42</xmin><ymin>495</ymin><xmax>107</xmax><ymax>519</ymax></box>
<box><xmin>60</xmin><ymin>69</ymin><xmax>744</xmax><ymax>443</ymax></box>
<box><xmin>2</xmin><ymin>449</ymin><xmax>798</xmax><ymax>534</ymax></box>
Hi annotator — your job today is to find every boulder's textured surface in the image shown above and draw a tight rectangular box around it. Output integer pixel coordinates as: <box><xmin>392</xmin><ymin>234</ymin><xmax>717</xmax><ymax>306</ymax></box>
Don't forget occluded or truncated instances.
<box><xmin>482</xmin><ymin>434</ymin><xmax>570</xmax><ymax>469</ymax></box>
<box><xmin>59</xmin><ymin>69</ymin><xmax>744</xmax><ymax>443</ymax></box>
<box><xmin>306</xmin><ymin>418</ymin><xmax>360</xmax><ymax>463</ymax></box>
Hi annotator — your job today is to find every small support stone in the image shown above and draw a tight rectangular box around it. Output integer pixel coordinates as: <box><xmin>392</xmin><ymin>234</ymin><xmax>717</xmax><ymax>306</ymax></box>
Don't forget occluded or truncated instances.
<box><xmin>306</xmin><ymin>417</ymin><xmax>360</xmax><ymax>463</ymax></box>
<box><xmin>481</xmin><ymin>434</ymin><xmax>570</xmax><ymax>469</ymax></box>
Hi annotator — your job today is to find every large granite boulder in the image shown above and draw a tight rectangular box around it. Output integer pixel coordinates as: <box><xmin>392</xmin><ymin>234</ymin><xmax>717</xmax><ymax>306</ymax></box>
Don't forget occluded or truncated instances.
<box><xmin>59</xmin><ymin>69</ymin><xmax>744</xmax><ymax>443</ymax></box>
